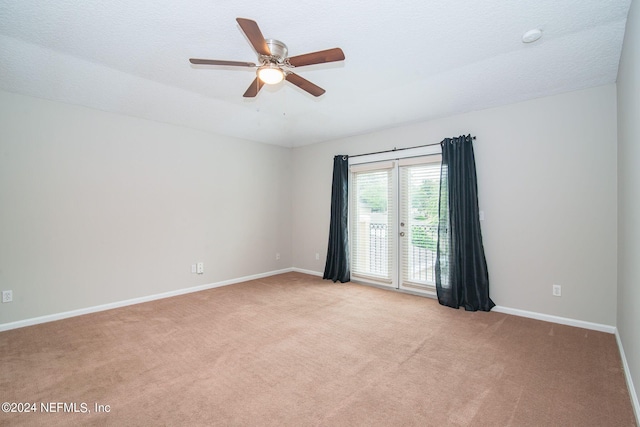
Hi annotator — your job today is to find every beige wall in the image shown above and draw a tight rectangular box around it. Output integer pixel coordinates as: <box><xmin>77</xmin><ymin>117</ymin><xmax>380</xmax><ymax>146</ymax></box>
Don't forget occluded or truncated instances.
<box><xmin>292</xmin><ymin>84</ymin><xmax>618</xmax><ymax>326</ymax></box>
<box><xmin>617</xmin><ymin>0</ymin><xmax>640</xmax><ymax>414</ymax></box>
<box><xmin>0</xmin><ymin>90</ymin><xmax>292</xmax><ymax>324</ymax></box>
<box><xmin>0</xmin><ymin>82</ymin><xmax>621</xmax><ymax>330</ymax></box>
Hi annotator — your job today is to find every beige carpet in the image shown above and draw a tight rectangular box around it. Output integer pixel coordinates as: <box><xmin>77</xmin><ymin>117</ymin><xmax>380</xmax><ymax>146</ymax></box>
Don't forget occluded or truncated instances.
<box><xmin>0</xmin><ymin>272</ymin><xmax>636</xmax><ymax>426</ymax></box>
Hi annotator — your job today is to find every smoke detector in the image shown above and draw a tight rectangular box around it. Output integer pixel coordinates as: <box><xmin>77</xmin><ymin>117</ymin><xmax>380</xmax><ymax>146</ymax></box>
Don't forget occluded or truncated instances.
<box><xmin>522</xmin><ymin>29</ymin><xmax>543</xmax><ymax>43</ymax></box>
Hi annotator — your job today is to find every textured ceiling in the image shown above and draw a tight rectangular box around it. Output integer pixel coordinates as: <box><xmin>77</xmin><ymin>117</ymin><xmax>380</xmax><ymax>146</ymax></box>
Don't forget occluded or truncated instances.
<box><xmin>0</xmin><ymin>0</ymin><xmax>632</xmax><ymax>147</ymax></box>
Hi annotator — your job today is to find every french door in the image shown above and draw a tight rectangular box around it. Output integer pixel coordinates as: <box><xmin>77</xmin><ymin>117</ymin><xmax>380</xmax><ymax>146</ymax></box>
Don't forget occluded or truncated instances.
<box><xmin>350</xmin><ymin>155</ymin><xmax>441</xmax><ymax>294</ymax></box>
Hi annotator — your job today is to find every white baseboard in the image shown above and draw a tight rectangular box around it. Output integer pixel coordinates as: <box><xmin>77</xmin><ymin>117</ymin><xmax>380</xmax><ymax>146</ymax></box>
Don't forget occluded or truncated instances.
<box><xmin>0</xmin><ymin>268</ymin><xmax>294</xmax><ymax>332</ymax></box>
<box><xmin>291</xmin><ymin>267</ymin><xmax>323</xmax><ymax>277</ymax></box>
<box><xmin>285</xmin><ymin>272</ymin><xmax>617</xmax><ymax>335</ymax></box>
<box><xmin>491</xmin><ymin>305</ymin><xmax>616</xmax><ymax>333</ymax></box>
<box><xmin>291</xmin><ymin>274</ymin><xmax>618</xmax><ymax>335</ymax></box>
<box><xmin>616</xmin><ymin>329</ymin><xmax>640</xmax><ymax>425</ymax></box>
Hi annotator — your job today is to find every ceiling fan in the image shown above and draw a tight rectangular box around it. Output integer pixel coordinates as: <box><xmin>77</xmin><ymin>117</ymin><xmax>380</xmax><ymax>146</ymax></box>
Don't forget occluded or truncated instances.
<box><xmin>189</xmin><ymin>18</ymin><xmax>345</xmax><ymax>98</ymax></box>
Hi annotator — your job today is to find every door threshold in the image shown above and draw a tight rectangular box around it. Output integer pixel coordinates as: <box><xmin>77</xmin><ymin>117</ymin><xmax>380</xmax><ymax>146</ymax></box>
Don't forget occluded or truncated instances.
<box><xmin>350</xmin><ymin>278</ymin><xmax>437</xmax><ymax>300</ymax></box>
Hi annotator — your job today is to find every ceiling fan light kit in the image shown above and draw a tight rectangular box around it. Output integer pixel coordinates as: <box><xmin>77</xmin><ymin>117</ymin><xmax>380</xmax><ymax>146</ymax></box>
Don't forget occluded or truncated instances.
<box><xmin>189</xmin><ymin>18</ymin><xmax>345</xmax><ymax>97</ymax></box>
<box><xmin>257</xmin><ymin>64</ymin><xmax>284</xmax><ymax>85</ymax></box>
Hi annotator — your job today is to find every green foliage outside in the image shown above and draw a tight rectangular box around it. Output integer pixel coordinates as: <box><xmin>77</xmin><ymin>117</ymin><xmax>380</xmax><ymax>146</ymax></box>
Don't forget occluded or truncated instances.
<box><xmin>411</xmin><ymin>178</ymin><xmax>439</xmax><ymax>251</ymax></box>
<box><xmin>358</xmin><ymin>173</ymin><xmax>388</xmax><ymax>213</ymax></box>
<box><xmin>357</xmin><ymin>171</ymin><xmax>441</xmax><ymax>252</ymax></box>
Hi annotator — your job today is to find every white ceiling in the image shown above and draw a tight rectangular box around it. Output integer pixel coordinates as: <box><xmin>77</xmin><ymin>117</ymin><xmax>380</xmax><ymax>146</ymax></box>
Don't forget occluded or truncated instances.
<box><xmin>0</xmin><ymin>0</ymin><xmax>632</xmax><ymax>147</ymax></box>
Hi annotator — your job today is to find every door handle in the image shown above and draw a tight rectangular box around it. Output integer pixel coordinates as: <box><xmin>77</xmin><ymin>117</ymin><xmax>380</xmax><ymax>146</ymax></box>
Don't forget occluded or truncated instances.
<box><xmin>399</xmin><ymin>232</ymin><xmax>405</xmax><ymax>237</ymax></box>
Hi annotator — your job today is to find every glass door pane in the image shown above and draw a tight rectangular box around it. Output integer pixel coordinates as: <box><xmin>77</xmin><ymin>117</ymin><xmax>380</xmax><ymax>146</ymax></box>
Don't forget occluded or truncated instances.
<box><xmin>350</xmin><ymin>165</ymin><xmax>395</xmax><ymax>286</ymax></box>
<box><xmin>399</xmin><ymin>161</ymin><xmax>441</xmax><ymax>293</ymax></box>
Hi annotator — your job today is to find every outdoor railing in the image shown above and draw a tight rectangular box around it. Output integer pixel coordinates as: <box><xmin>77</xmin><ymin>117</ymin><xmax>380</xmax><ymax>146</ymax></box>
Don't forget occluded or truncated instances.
<box><xmin>369</xmin><ymin>223</ymin><xmax>388</xmax><ymax>276</ymax></box>
<box><xmin>369</xmin><ymin>223</ymin><xmax>437</xmax><ymax>283</ymax></box>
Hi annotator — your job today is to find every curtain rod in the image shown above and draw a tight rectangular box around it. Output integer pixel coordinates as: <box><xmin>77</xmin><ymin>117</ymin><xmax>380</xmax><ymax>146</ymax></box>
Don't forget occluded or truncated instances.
<box><xmin>348</xmin><ymin>136</ymin><xmax>476</xmax><ymax>159</ymax></box>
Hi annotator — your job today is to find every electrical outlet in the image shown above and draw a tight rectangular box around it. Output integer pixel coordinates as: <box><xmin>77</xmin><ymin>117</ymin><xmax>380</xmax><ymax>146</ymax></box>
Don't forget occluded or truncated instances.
<box><xmin>196</xmin><ymin>262</ymin><xmax>204</xmax><ymax>274</ymax></box>
<box><xmin>276</xmin><ymin>253</ymin><xmax>280</xmax><ymax>260</ymax></box>
<box><xmin>315</xmin><ymin>253</ymin><xmax>320</xmax><ymax>260</ymax></box>
<box><xmin>2</xmin><ymin>290</ymin><xmax>13</xmax><ymax>303</ymax></box>
<box><xmin>552</xmin><ymin>284</ymin><xmax>561</xmax><ymax>297</ymax></box>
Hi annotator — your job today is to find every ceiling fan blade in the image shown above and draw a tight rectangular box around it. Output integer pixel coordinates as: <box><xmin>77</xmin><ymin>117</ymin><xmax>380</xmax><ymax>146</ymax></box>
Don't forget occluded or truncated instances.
<box><xmin>288</xmin><ymin>48</ymin><xmax>345</xmax><ymax>67</ymax></box>
<box><xmin>190</xmin><ymin>58</ymin><xmax>256</xmax><ymax>67</ymax></box>
<box><xmin>285</xmin><ymin>73</ymin><xmax>326</xmax><ymax>97</ymax></box>
<box><xmin>243</xmin><ymin>77</ymin><xmax>265</xmax><ymax>98</ymax></box>
<box><xmin>236</xmin><ymin>18</ymin><xmax>271</xmax><ymax>57</ymax></box>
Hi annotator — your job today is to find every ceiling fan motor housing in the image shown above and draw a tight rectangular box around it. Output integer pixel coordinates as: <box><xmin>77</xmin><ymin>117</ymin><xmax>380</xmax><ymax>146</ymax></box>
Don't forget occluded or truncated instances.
<box><xmin>264</xmin><ymin>39</ymin><xmax>288</xmax><ymax>63</ymax></box>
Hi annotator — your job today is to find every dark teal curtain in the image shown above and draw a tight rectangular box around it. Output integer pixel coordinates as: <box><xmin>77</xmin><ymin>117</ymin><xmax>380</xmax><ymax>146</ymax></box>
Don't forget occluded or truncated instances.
<box><xmin>435</xmin><ymin>135</ymin><xmax>494</xmax><ymax>311</ymax></box>
<box><xmin>323</xmin><ymin>155</ymin><xmax>350</xmax><ymax>283</ymax></box>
